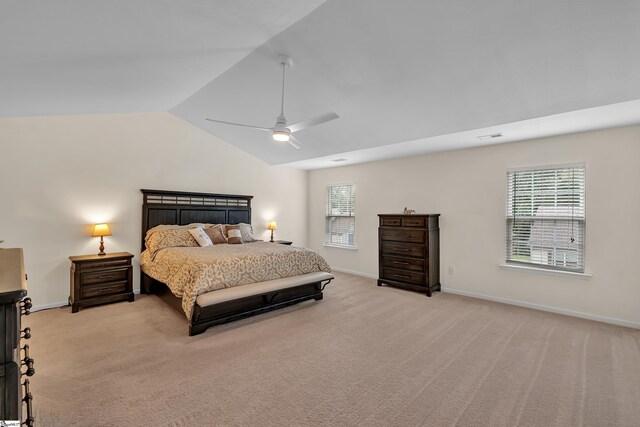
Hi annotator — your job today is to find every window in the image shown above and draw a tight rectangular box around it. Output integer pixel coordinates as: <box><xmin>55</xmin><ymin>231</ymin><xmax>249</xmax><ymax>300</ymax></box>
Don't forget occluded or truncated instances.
<box><xmin>506</xmin><ymin>164</ymin><xmax>585</xmax><ymax>272</ymax></box>
<box><xmin>325</xmin><ymin>184</ymin><xmax>356</xmax><ymax>248</ymax></box>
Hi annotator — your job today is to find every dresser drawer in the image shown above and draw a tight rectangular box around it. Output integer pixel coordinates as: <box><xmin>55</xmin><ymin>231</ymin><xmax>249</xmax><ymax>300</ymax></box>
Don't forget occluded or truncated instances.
<box><xmin>380</xmin><ymin>228</ymin><xmax>425</xmax><ymax>243</ymax></box>
<box><xmin>81</xmin><ymin>268</ymin><xmax>128</xmax><ymax>285</ymax></box>
<box><xmin>380</xmin><ymin>216</ymin><xmax>402</xmax><ymax>227</ymax></box>
<box><xmin>381</xmin><ymin>241</ymin><xmax>425</xmax><ymax>258</ymax></box>
<box><xmin>402</xmin><ymin>217</ymin><xmax>426</xmax><ymax>227</ymax></box>
<box><xmin>0</xmin><ymin>303</ymin><xmax>20</xmax><ymax>364</ymax></box>
<box><xmin>82</xmin><ymin>281</ymin><xmax>128</xmax><ymax>299</ymax></box>
<box><xmin>381</xmin><ymin>255</ymin><xmax>425</xmax><ymax>272</ymax></box>
<box><xmin>381</xmin><ymin>268</ymin><xmax>426</xmax><ymax>286</ymax></box>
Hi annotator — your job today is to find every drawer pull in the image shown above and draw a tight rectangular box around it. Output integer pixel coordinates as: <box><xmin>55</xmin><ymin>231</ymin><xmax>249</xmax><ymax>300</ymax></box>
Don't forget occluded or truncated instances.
<box><xmin>394</xmin><ymin>248</ymin><xmax>411</xmax><ymax>252</ymax></box>
<box><xmin>393</xmin><ymin>261</ymin><xmax>409</xmax><ymax>265</ymax></box>
<box><xmin>21</xmin><ymin>327</ymin><xmax>32</xmax><ymax>340</ymax></box>
<box><xmin>21</xmin><ymin>297</ymin><xmax>32</xmax><ymax>315</ymax></box>
<box><xmin>22</xmin><ymin>344</ymin><xmax>35</xmax><ymax>377</ymax></box>
<box><xmin>23</xmin><ymin>379</ymin><xmax>35</xmax><ymax>427</ymax></box>
<box><xmin>393</xmin><ymin>274</ymin><xmax>410</xmax><ymax>279</ymax></box>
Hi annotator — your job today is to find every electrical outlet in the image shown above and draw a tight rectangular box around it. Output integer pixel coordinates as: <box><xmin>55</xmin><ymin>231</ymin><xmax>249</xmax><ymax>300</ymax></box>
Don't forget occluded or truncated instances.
<box><xmin>448</xmin><ymin>266</ymin><xmax>455</xmax><ymax>275</ymax></box>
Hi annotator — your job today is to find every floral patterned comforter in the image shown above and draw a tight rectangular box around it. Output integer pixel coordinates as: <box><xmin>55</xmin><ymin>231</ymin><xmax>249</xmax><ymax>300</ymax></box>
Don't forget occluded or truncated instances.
<box><xmin>140</xmin><ymin>242</ymin><xmax>331</xmax><ymax>319</ymax></box>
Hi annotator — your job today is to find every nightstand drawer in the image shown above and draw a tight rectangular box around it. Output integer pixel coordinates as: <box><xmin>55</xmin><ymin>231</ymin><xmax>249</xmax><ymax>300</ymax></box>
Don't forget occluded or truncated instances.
<box><xmin>381</xmin><ymin>255</ymin><xmax>425</xmax><ymax>272</ymax></box>
<box><xmin>82</xmin><ymin>281</ymin><xmax>128</xmax><ymax>299</ymax></box>
<box><xmin>82</xmin><ymin>268</ymin><xmax>128</xmax><ymax>285</ymax></box>
<box><xmin>381</xmin><ymin>241</ymin><xmax>425</xmax><ymax>258</ymax></box>
<box><xmin>380</xmin><ymin>228</ymin><xmax>425</xmax><ymax>243</ymax></box>
<box><xmin>78</xmin><ymin>259</ymin><xmax>130</xmax><ymax>271</ymax></box>
<box><xmin>381</xmin><ymin>268</ymin><xmax>425</xmax><ymax>286</ymax></box>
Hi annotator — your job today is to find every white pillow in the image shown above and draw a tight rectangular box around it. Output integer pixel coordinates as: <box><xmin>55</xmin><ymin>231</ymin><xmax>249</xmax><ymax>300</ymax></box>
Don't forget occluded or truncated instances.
<box><xmin>238</xmin><ymin>223</ymin><xmax>259</xmax><ymax>242</ymax></box>
<box><xmin>188</xmin><ymin>227</ymin><xmax>213</xmax><ymax>247</ymax></box>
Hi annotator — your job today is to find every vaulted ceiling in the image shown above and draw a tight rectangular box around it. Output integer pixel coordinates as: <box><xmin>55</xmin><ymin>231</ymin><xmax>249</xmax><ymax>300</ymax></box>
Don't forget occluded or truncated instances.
<box><xmin>4</xmin><ymin>1</ymin><xmax>640</xmax><ymax>169</ymax></box>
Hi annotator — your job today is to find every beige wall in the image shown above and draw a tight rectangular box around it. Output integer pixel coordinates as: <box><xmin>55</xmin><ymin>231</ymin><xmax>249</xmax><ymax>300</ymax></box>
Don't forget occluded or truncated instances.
<box><xmin>0</xmin><ymin>113</ymin><xmax>308</xmax><ymax>308</ymax></box>
<box><xmin>308</xmin><ymin>125</ymin><xmax>640</xmax><ymax>326</ymax></box>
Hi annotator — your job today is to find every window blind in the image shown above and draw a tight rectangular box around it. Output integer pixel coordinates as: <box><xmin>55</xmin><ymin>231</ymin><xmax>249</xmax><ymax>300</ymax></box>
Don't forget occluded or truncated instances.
<box><xmin>506</xmin><ymin>165</ymin><xmax>585</xmax><ymax>272</ymax></box>
<box><xmin>325</xmin><ymin>184</ymin><xmax>356</xmax><ymax>248</ymax></box>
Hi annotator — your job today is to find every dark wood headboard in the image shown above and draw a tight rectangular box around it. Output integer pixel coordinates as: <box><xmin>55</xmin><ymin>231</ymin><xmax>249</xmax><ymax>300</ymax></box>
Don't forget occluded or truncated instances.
<box><xmin>140</xmin><ymin>189</ymin><xmax>253</xmax><ymax>251</ymax></box>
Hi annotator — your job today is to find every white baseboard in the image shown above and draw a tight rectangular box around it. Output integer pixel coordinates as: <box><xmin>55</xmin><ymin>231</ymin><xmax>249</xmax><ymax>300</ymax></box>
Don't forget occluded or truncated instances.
<box><xmin>32</xmin><ymin>300</ymin><xmax>69</xmax><ymax>311</ymax></box>
<box><xmin>329</xmin><ymin>268</ymin><xmax>639</xmax><ymax>329</ymax></box>
<box><xmin>442</xmin><ymin>287</ymin><xmax>640</xmax><ymax>329</ymax></box>
<box><xmin>331</xmin><ymin>267</ymin><xmax>378</xmax><ymax>280</ymax></box>
<box><xmin>32</xmin><ymin>289</ymin><xmax>142</xmax><ymax>312</ymax></box>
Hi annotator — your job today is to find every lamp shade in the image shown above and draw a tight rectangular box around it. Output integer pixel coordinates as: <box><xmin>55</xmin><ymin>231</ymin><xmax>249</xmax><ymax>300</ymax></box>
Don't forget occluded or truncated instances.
<box><xmin>92</xmin><ymin>223</ymin><xmax>111</xmax><ymax>237</ymax></box>
<box><xmin>267</xmin><ymin>221</ymin><xmax>278</xmax><ymax>231</ymax></box>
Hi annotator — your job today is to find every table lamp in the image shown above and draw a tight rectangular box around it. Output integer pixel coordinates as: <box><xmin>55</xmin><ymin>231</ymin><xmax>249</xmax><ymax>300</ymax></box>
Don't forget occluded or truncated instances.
<box><xmin>92</xmin><ymin>223</ymin><xmax>111</xmax><ymax>256</ymax></box>
<box><xmin>267</xmin><ymin>221</ymin><xmax>277</xmax><ymax>243</ymax></box>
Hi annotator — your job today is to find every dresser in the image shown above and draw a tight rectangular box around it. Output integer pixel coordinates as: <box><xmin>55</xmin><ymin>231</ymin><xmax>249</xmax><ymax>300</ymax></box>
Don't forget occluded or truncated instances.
<box><xmin>69</xmin><ymin>252</ymin><xmax>134</xmax><ymax>313</ymax></box>
<box><xmin>0</xmin><ymin>248</ymin><xmax>35</xmax><ymax>426</ymax></box>
<box><xmin>378</xmin><ymin>214</ymin><xmax>440</xmax><ymax>296</ymax></box>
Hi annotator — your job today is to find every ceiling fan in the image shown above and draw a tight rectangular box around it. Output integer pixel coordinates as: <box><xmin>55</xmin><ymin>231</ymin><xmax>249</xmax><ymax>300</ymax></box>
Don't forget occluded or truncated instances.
<box><xmin>206</xmin><ymin>55</ymin><xmax>338</xmax><ymax>149</ymax></box>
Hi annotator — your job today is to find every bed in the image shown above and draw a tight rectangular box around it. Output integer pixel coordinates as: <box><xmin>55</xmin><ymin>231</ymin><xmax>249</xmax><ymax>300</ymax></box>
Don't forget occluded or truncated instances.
<box><xmin>139</xmin><ymin>189</ymin><xmax>334</xmax><ymax>336</ymax></box>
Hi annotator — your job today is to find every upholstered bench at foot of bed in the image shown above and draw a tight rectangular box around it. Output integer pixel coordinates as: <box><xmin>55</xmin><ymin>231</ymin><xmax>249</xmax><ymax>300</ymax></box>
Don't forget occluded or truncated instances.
<box><xmin>196</xmin><ymin>271</ymin><xmax>334</xmax><ymax>307</ymax></box>
<box><xmin>189</xmin><ymin>271</ymin><xmax>334</xmax><ymax>335</ymax></box>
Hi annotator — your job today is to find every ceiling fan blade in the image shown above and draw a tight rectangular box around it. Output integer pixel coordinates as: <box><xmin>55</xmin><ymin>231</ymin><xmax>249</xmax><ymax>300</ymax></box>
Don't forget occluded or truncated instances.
<box><xmin>206</xmin><ymin>118</ymin><xmax>273</xmax><ymax>132</ymax></box>
<box><xmin>288</xmin><ymin>112</ymin><xmax>339</xmax><ymax>133</ymax></box>
<box><xmin>288</xmin><ymin>135</ymin><xmax>303</xmax><ymax>150</ymax></box>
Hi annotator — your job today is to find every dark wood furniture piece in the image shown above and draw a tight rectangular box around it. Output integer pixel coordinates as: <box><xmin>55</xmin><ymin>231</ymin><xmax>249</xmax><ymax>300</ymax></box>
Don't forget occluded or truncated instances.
<box><xmin>140</xmin><ymin>189</ymin><xmax>333</xmax><ymax>336</ymax></box>
<box><xmin>69</xmin><ymin>252</ymin><xmax>134</xmax><ymax>313</ymax></box>
<box><xmin>272</xmin><ymin>240</ymin><xmax>293</xmax><ymax>245</ymax></box>
<box><xmin>0</xmin><ymin>248</ymin><xmax>35</xmax><ymax>426</ymax></box>
<box><xmin>378</xmin><ymin>214</ymin><xmax>441</xmax><ymax>296</ymax></box>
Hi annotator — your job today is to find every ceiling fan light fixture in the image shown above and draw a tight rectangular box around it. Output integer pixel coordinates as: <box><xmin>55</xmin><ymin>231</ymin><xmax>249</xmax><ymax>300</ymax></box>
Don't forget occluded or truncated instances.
<box><xmin>272</xmin><ymin>130</ymin><xmax>290</xmax><ymax>142</ymax></box>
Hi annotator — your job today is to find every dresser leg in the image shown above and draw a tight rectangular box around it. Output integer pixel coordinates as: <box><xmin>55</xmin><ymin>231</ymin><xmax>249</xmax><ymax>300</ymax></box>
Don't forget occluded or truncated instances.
<box><xmin>71</xmin><ymin>303</ymin><xmax>79</xmax><ymax>313</ymax></box>
<box><xmin>128</xmin><ymin>293</ymin><xmax>135</xmax><ymax>302</ymax></box>
<box><xmin>377</xmin><ymin>280</ymin><xmax>383</xmax><ymax>286</ymax></box>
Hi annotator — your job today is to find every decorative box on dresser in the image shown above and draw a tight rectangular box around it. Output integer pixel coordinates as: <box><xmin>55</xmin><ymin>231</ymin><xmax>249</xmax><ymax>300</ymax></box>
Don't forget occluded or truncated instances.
<box><xmin>69</xmin><ymin>252</ymin><xmax>134</xmax><ymax>313</ymax></box>
<box><xmin>378</xmin><ymin>214</ymin><xmax>441</xmax><ymax>296</ymax></box>
<box><xmin>0</xmin><ymin>248</ymin><xmax>35</xmax><ymax>426</ymax></box>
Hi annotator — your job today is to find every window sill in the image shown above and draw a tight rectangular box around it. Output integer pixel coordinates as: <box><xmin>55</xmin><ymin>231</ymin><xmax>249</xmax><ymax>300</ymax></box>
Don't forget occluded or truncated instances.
<box><xmin>323</xmin><ymin>244</ymin><xmax>357</xmax><ymax>251</ymax></box>
<box><xmin>499</xmin><ymin>263</ymin><xmax>591</xmax><ymax>279</ymax></box>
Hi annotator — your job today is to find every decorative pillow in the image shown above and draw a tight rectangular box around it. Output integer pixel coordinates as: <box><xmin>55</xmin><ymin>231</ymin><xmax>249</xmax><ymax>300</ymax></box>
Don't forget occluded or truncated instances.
<box><xmin>188</xmin><ymin>227</ymin><xmax>213</xmax><ymax>247</ymax></box>
<box><xmin>225</xmin><ymin>225</ymin><xmax>243</xmax><ymax>244</ymax></box>
<box><xmin>238</xmin><ymin>223</ymin><xmax>259</xmax><ymax>242</ymax></box>
<box><xmin>145</xmin><ymin>227</ymin><xmax>199</xmax><ymax>259</ymax></box>
<box><xmin>204</xmin><ymin>224</ymin><xmax>227</xmax><ymax>244</ymax></box>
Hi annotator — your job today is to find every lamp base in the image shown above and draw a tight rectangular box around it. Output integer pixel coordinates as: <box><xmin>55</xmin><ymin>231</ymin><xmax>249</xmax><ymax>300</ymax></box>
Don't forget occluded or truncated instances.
<box><xmin>270</xmin><ymin>230</ymin><xmax>274</xmax><ymax>243</ymax></box>
<box><xmin>98</xmin><ymin>237</ymin><xmax>106</xmax><ymax>256</ymax></box>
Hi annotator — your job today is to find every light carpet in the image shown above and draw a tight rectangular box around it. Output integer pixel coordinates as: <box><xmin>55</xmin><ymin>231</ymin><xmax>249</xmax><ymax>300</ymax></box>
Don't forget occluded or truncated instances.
<box><xmin>25</xmin><ymin>272</ymin><xmax>640</xmax><ymax>426</ymax></box>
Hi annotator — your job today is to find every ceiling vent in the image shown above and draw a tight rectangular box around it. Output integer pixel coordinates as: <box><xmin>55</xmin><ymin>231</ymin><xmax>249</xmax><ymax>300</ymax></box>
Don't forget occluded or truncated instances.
<box><xmin>477</xmin><ymin>132</ymin><xmax>503</xmax><ymax>140</ymax></box>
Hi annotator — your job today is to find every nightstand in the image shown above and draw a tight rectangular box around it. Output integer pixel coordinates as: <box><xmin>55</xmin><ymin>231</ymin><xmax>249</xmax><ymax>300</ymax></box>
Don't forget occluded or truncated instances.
<box><xmin>272</xmin><ymin>240</ymin><xmax>293</xmax><ymax>245</ymax></box>
<box><xmin>69</xmin><ymin>252</ymin><xmax>134</xmax><ymax>313</ymax></box>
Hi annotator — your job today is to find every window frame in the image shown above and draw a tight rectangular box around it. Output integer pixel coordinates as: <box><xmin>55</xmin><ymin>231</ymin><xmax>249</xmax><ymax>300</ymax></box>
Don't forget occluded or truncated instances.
<box><xmin>324</xmin><ymin>183</ymin><xmax>356</xmax><ymax>249</ymax></box>
<box><xmin>505</xmin><ymin>163</ymin><xmax>586</xmax><ymax>273</ymax></box>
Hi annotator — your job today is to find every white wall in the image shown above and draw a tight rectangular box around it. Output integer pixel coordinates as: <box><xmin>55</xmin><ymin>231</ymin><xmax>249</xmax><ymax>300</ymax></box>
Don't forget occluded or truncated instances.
<box><xmin>0</xmin><ymin>113</ymin><xmax>308</xmax><ymax>308</ymax></box>
<box><xmin>308</xmin><ymin>125</ymin><xmax>640</xmax><ymax>326</ymax></box>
